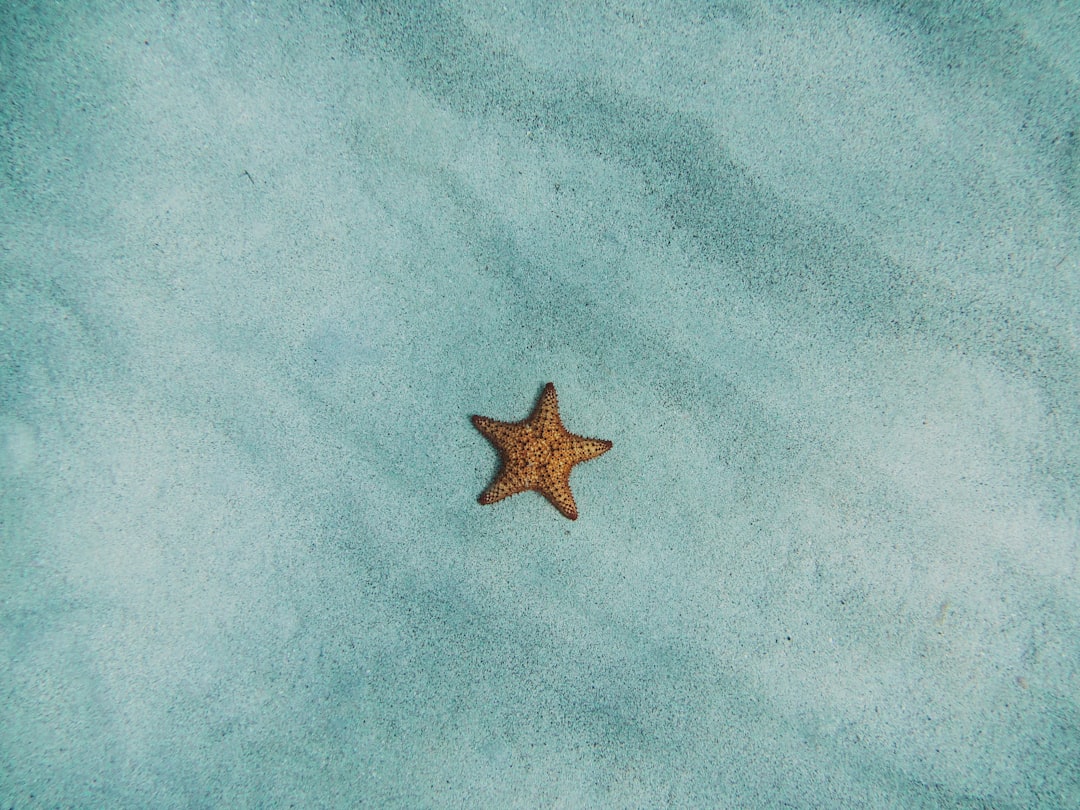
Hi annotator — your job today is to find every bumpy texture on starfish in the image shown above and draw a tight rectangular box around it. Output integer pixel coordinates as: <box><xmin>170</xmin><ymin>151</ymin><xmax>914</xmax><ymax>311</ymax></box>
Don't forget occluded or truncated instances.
<box><xmin>472</xmin><ymin>383</ymin><xmax>612</xmax><ymax>520</ymax></box>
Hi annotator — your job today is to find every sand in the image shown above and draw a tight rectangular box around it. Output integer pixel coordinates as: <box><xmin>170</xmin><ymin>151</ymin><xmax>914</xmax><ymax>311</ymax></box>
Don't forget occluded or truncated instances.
<box><xmin>1</xmin><ymin>1</ymin><xmax>1077</xmax><ymax>806</ymax></box>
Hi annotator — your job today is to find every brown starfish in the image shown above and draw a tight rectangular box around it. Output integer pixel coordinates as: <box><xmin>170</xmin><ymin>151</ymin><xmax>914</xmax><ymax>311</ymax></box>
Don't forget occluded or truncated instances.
<box><xmin>472</xmin><ymin>383</ymin><xmax>612</xmax><ymax>520</ymax></box>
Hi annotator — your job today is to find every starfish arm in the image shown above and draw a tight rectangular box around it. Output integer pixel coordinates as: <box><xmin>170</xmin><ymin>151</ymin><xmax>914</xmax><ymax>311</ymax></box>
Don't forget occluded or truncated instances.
<box><xmin>471</xmin><ymin>414</ymin><xmax>520</xmax><ymax>448</ymax></box>
<box><xmin>530</xmin><ymin>383</ymin><xmax>564</xmax><ymax>434</ymax></box>
<box><xmin>567</xmin><ymin>434</ymin><xmax>613</xmax><ymax>463</ymax></box>
<box><xmin>478</xmin><ymin>468</ymin><xmax>533</xmax><ymax>505</ymax></box>
<box><xmin>538</xmin><ymin>476</ymin><xmax>579</xmax><ymax>520</ymax></box>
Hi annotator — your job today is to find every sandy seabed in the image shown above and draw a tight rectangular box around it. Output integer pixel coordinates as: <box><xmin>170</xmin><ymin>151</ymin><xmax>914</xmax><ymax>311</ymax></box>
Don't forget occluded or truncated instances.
<box><xmin>2</xmin><ymin>1</ymin><xmax>1077</xmax><ymax>807</ymax></box>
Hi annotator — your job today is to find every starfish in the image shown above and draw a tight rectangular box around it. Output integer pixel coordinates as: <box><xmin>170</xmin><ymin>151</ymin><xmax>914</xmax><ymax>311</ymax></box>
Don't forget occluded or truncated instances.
<box><xmin>472</xmin><ymin>383</ymin><xmax>612</xmax><ymax>520</ymax></box>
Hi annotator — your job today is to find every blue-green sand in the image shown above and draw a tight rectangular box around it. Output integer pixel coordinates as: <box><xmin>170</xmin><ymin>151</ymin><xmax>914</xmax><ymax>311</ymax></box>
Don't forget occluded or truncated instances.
<box><xmin>2</xmin><ymin>1</ymin><xmax>1077</xmax><ymax>807</ymax></box>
